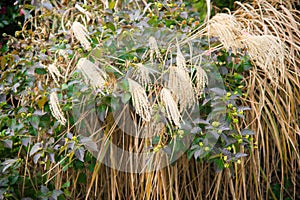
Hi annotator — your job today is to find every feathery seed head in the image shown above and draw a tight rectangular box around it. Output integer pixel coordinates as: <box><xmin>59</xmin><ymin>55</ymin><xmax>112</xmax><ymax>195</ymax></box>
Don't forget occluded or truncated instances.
<box><xmin>71</xmin><ymin>22</ymin><xmax>91</xmax><ymax>51</ymax></box>
<box><xmin>241</xmin><ymin>34</ymin><xmax>285</xmax><ymax>81</ymax></box>
<box><xmin>207</xmin><ymin>14</ymin><xmax>242</xmax><ymax>53</ymax></box>
<box><xmin>160</xmin><ymin>88</ymin><xmax>182</xmax><ymax>127</ymax></box>
<box><xmin>47</xmin><ymin>63</ymin><xmax>62</xmax><ymax>85</ymax></box>
<box><xmin>176</xmin><ymin>43</ymin><xmax>186</xmax><ymax>69</ymax></box>
<box><xmin>49</xmin><ymin>91</ymin><xmax>66</xmax><ymax>125</ymax></box>
<box><xmin>132</xmin><ymin>63</ymin><xmax>153</xmax><ymax>88</ymax></box>
<box><xmin>168</xmin><ymin>66</ymin><xmax>195</xmax><ymax>111</ymax></box>
<box><xmin>76</xmin><ymin>58</ymin><xmax>107</xmax><ymax>91</ymax></box>
<box><xmin>195</xmin><ymin>66</ymin><xmax>208</xmax><ymax>97</ymax></box>
<box><xmin>128</xmin><ymin>78</ymin><xmax>152</xmax><ymax>122</ymax></box>
<box><xmin>149</xmin><ymin>36</ymin><xmax>162</xmax><ymax>62</ymax></box>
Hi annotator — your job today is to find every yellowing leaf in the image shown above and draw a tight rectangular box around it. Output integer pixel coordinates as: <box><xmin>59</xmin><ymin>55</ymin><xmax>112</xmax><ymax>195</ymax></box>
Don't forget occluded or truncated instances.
<box><xmin>37</xmin><ymin>96</ymin><xmax>48</xmax><ymax>109</ymax></box>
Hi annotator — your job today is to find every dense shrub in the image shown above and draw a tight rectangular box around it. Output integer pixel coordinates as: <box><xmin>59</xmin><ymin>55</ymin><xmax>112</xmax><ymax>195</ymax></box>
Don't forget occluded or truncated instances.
<box><xmin>0</xmin><ymin>0</ymin><xmax>299</xmax><ymax>199</ymax></box>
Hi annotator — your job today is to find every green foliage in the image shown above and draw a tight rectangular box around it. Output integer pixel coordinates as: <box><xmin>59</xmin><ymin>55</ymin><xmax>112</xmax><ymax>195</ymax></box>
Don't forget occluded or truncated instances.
<box><xmin>187</xmin><ymin>51</ymin><xmax>253</xmax><ymax>171</ymax></box>
<box><xmin>0</xmin><ymin>0</ymin><xmax>254</xmax><ymax>199</ymax></box>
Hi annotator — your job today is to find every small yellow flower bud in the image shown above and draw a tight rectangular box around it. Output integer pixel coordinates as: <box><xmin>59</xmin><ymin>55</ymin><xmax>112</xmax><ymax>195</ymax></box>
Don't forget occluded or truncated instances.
<box><xmin>212</xmin><ymin>121</ymin><xmax>220</xmax><ymax>127</ymax></box>
<box><xmin>233</xmin><ymin>118</ymin><xmax>239</xmax><ymax>123</ymax></box>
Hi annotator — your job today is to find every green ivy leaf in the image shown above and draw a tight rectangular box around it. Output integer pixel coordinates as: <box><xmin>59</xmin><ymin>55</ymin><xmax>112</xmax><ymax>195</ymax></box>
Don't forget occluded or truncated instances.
<box><xmin>34</xmin><ymin>67</ymin><xmax>47</xmax><ymax>75</ymax></box>
<box><xmin>121</xmin><ymin>92</ymin><xmax>131</xmax><ymax>104</ymax></box>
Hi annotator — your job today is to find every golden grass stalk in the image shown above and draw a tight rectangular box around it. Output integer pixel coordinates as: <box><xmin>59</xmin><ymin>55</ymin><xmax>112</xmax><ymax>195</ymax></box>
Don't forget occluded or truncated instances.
<box><xmin>49</xmin><ymin>91</ymin><xmax>66</xmax><ymax>125</ymax></box>
<box><xmin>76</xmin><ymin>58</ymin><xmax>107</xmax><ymax>91</ymax></box>
<box><xmin>71</xmin><ymin>21</ymin><xmax>91</xmax><ymax>51</ymax></box>
<box><xmin>128</xmin><ymin>78</ymin><xmax>152</xmax><ymax>122</ymax></box>
<box><xmin>234</xmin><ymin>0</ymin><xmax>300</xmax><ymax>72</ymax></box>
<box><xmin>160</xmin><ymin>87</ymin><xmax>181</xmax><ymax>127</ymax></box>
<box><xmin>231</xmin><ymin>1</ymin><xmax>300</xmax><ymax>199</ymax></box>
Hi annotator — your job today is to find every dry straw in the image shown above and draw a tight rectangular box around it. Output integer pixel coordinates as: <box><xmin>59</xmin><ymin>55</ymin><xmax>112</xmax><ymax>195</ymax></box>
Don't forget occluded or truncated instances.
<box><xmin>128</xmin><ymin>78</ymin><xmax>152</xmax><ymax>122</ymax></box>
<box><xmin>76</xmin><ymin>58</ymin><xmax>107</xmax><ymax>91</ymax></box>
<box><xmin>160</xmin><ymin>88</ymin><xmax>181</xmax><ymax>127</ymax></box>
<box><xmin>71</xmin><ymin>21</ymin><xmax>91</xmax><ymax>51</ymax></box>
<box><xmin>49</xmin><ymin>91</ymin><xmax>66</xmax><ymax>125</ymax></box>
<box><xmin>75</xmin><ymin>4</ymin><xmax>92</xmax><ymax>22</ymax></box>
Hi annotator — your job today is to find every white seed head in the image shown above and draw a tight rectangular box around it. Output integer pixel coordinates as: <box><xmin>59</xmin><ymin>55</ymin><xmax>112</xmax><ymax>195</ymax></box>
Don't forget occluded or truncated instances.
<box><xmin>149</xmin><ymin>36</ymin><xmax>162</xmax><ymax>62</ymax></box>
<box><xmin>76</xmin><ymin>58</ymin><xmax>107</xmax><ymax>91</ymax></box>
<box><xmin>47</xmin><ymin>63</ymin><xmax>63</xmax><ymax>85</ymax></box>
<box><xmin>132</xmin><ymin>63</ymin><xmax>152</xmax><ymax>88</ymax></box>
<box><xmin>176</xmin><ymin>44</ymin><xmax>186</xmax><ymax>69</ymax></box>
<box><xmin>160</xmin><ymin>88</ymin><xmax>181</xmax><ymax>127</ymax></box>
<box><xmin>195</xmin><ymin>66</ymin><xmax>208</xmax><ymax>97</ymax></box>
<box><xmin>49</xmin><ymin>91</ymin><xmax>67</xmax><ymax>125</ymax></box>
<box><xmin>168</xmin><ymin>66</ymin><xmax>195</xmax><ymax>111</ymax></box>
<box><xmin>207</xmin><ymin>13</ymin><xmax>242</xmax><ymax>53</ymax></box>
<box><xmin>128</xmin><ymin>78</ymin><xmax>152</xmax><ymax>122</ymax></box>
<box><xmin>241</xmin><ymin>34</ymin><xmax>284</xmax><ymax>82</ymax></box>
<box><xmin>71</xmin><ymin>22</ymin><xmax>91</xmax><ymax>51</ymax></box>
